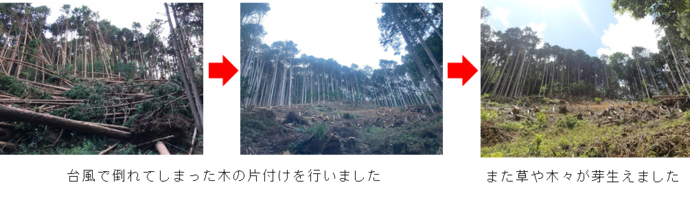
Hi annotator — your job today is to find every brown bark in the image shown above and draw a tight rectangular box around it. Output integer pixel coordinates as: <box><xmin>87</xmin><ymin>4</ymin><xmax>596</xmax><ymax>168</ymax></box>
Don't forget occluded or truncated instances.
<box><xmin>0</xmin><ymin>141</ymin><xmax>17</xmax><ymax>149</ymax></box>
<box><xmin>0</xmin><ymin>105</ymin><xmax>131</xmax><ymax>140</ymax></box>
<box><xmin>165</xmin><ymin>3</ymin><xmax>203</xmax><ymax>133</ymax></box>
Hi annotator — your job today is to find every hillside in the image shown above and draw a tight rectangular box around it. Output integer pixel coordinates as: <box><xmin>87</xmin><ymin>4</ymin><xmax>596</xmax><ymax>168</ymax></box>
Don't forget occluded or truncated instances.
<box><xmin>481</xmin><ymin>95</ymin><xmax>690</xmax><ymax>157</ymax></box>
<box><xmin>241</xmin><ymin>100</ymin><xmax>442</xmax><ymax>154</ymax></box>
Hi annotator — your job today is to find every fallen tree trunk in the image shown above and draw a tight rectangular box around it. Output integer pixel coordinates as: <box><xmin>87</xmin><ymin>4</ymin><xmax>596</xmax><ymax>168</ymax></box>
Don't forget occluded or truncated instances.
<box><xmin>653</xmin><ymin>95</ymin><xmax>689</xmax><ymax>100</ymax></box>
<box><xmin>94</xmin><ymin>123</ymin><xmax>131</xmax><ymax>132</ymax></box>
<box><xmin>0</xmin><ymin>141</ymin><xmax>17</xmax><ymax>149</ymax></box>
<box><xmin>0</xmin><ymin>105</ymin><xmax>131</xmax><ymax>140</ymax></box>
<box><xmin>20</xmin><ymin>79</ymin><xmax>71</xmax><ymax>91</ymax></box>
<box><xmin>156</xmin><ymin>141</ymin><xmax>170</xmax><ymax>155</ymax></box>
<box><xmin>0</xmin><ymin>122</ymin><xmax>15</xmax><ymax>128</ymax></box>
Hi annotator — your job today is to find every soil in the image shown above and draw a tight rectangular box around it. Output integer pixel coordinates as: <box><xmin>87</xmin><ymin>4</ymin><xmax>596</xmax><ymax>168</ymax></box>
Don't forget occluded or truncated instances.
<box><xmin>132</xmin><ymin>114</ymin><xmax>199</xmax><ymax>154</ymax></box>
<box><xmin>241</xmin><ymin>100</ymin><xmax>443</xmax><ymax>155</ymax></box>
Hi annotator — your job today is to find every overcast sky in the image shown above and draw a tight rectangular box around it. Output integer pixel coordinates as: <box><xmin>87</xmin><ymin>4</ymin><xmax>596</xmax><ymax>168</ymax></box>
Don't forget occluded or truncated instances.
<box><xmin>260</xmin><ymin>2</ymin><xmax>404</xmax><ymax>69</ymax></box>
<box><xmin>482</xmin><ymin>0</ymin><xmax>662</xmax><ymax>57</ymax></box>
<box><xmin>34</xmin><ymin>1</ymin><xmax>169</xmax><ymax>38</ymax></box>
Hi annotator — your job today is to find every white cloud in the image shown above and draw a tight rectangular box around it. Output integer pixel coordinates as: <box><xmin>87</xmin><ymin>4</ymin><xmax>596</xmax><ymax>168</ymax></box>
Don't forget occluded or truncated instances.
<box><xmin>492</xmin><ymin>6</ymin><xmax>510</xmax><ymax>27</ymax></box>
<box><xmin>597</xmin><ymin>14</ymin><xmax>660</xmax><ymax>57</ymax></box>
<box><xmin>524</xmin><ymin>22</ymin><xmax>546</xmax><ymax>48</ymax></box>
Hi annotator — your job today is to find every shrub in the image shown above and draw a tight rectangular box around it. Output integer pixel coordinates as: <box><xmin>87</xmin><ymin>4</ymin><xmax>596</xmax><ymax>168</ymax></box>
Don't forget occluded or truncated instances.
<box><xmin>558</xmin><ymin>138</ymin><xmax>570</xmax><ymax>150</ymax></box>
<box><xmin>680</xmin><ymin>85</ymin><xmax>690</xmax><ymax>95</ymax></box>
<box><xmin>498</xmin><ymin>122</ymin><xmax>523</xmax><ymax>131</ymax></box>
<box><xmin>642</xmin><ymin>98</ymin><xmax>658</xmax><ymax>105</ymax></box>
<box><xmin>481</xmin><ymin>108</ymin><xmax>498</xmax><ymax>122</ymax></box>
<box><xmin>594</xmin><ymin>97</ymin><xmax>602</xmax><ymax>104</ymax></box>
<box><xmin>482</xmin><ymin>152</ymin><xmax>503</xmax><ymax>159</ymax></box>
<box><xmin>536</xmin><ymin>112</ymin><xmax>546</xmax><ymax>126</ymax></box>
<box><xmin>556</xmin><ymin>115</ymin><xmax>581</xmax><ymax>129</ymax></box>
<box><xmin>310</xmin><ymin>124</ymin><xmax>327</xmax><ymax>140</ymax></box>
<box><xmin>529</xmin><ymin>134</ymin><xmax>543</xmax><ymax>156</ymax></box>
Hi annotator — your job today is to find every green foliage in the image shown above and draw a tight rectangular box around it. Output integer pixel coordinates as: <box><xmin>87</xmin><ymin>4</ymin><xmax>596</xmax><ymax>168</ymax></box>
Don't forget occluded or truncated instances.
<box><xmin>481</xmin><ymin>93</ymin><xmax>491</xmax><ymax>99</ymax></box>
<box><xmin>594</xmin><ymin>97</ymin><xmax>602</xmax><ymax>104</ymax></box>
<box><xmin>528</xmin><ymin>134</ymin><xmax>543</xmax><ymax>156</ymax></box>
<box><xmin>0</xmin><ymin>75</ymin><xmax>51</xmax><ymax>99</ymax></box>
<box><xmin>685</xmin><ymin>111</ymin><xmax>690</xmax><ymax>122</ymax></box>
<box><xmin>536</xmin><ymin>111</ymin><xmax>546</xmax><ymax>126</ymax></box>
<box><xmin>642</xmin><ymin>97</ymin><xmax>657</xmax><ymax>105</ymax></box>
<box><xmin>542</xmin><ymin>97</ymin><xmax>560</xmax><ymax>104</ymax></box>
<box><xmin>124</xmin><ymin>114</ymin><xmax>138</xmax><ymax>127</ymax></box>
<box><xmin>556</xmin><ymin>115</ymin><xmax>581</xmax><ymax>129</ymax></box>
<box><xmin>679</xmin><ymin>85</ymin><xmax>690</xmax><ymax>95</ymax></box>
<box><xmin>482</xmin><ymin>152</ymin><xmax>504</xmax><ymax>159</ymax></box>
<box><xmin>539</xmin><ymin>85</ymin><xmax>548</xmax><ymax>94</ymax></box>
<box><xmin>569</xmin><ymin>80</ymin><xmax>595</xmax><ymax>95</ymax></box>
<box><xmin>64</xmin><ymin>82</ymin><xmax>113</xmax><ymax>100</ymax></box>
<box><xmin>312</xmin><ymin>123</ymin><xmax>326</xmax><ymax>140</ymax></box>
<box><xmin>557</xmin><ymin>138</ymin><xmax>571</xmax><ymax>150</ymax></box>
<box><xmin>481</xmin><ymin>107</ymin><xmax>498</xmax><ymax>122</ymax></box>
<box><xmin>51</xmin><ymin>103</ymin><xmax>107</xmax><ymax>122</ymax></box>
<box><xmin>498</xmin><ymin>121</ymin><xmax>523</xmax><ymax>131</ymax></box>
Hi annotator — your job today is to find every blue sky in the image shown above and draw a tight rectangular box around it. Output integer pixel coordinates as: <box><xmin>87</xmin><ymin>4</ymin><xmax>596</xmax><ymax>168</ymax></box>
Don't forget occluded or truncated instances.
<box><xmin>482</xmin><ymin>0</ymin><xmax>662</xmax><ymax>57</ymax></box>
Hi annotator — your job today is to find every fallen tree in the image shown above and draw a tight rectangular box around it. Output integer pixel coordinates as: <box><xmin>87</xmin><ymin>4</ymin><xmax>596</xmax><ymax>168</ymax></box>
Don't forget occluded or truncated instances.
<box><xmin>0</xmin><ymin>105</ymin><xmax>131</xmax><ymax>141</ymax></box>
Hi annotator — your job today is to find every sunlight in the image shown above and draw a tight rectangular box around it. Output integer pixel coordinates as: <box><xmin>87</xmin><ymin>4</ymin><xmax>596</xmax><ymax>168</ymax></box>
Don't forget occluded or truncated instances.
<box><xmin>524</xmin><ymin>0</ymin><xmax>570</xmax><ymax>9</ymax></box>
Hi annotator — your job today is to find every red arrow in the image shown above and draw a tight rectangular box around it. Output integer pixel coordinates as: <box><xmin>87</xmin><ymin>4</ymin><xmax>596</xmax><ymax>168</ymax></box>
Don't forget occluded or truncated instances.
<box><xmin>209</xmin><ymin>55</ymin><xmax>238</xmax><ymax>86</ymax></box>
<box><xmin>448</xmin><ymin>55</ymin><xmax>478</xmax><ymax>86</ymax></box>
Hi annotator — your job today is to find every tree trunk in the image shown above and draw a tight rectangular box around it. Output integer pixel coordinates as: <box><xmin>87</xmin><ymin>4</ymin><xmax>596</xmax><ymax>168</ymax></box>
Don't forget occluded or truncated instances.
<box><xmin>397</xmin><ymin>4</ymin><xmax>443</xmax><ymax>78</ymax></box>
<box><xmin>389</xmin><ymin>4</ymin><xmax>442</xmax><ymax>109</ymax></box>
<box><xmin>415</xmin><ymin>4</ymin><xmax>442</xmax><ymax>40</ymax></box>
<box><xmin>288</xmin><ymin>57</ymin><xmax>293</xmax><ymax>107</ymax></box>
<box><xmin>498</xmin><ymin>50</ymin><xmax>525</xmax><ymax>97</ymax></box>
<box><xmin>0</xmin><ymin>105</ymin><xmax>130</xmax><ymax>140</ymax></box>
<box><xmin>490</xmin><ymin>47</ymin><xmax>514</xmax><ymax>95</ymax></box>
<box><xmin>15</xmin><ymin>15</ymin><xmax>30</xmax><ymax>77</ymax></box>
<box><xmin>635</xmin><ymin>59</ymin><xmax>651</xmax><ymax>98</ymax></box>
<box><xmin>165</xmin><ymin>3</ymin><xmax>203</xmax><ymax>133</ymax></box>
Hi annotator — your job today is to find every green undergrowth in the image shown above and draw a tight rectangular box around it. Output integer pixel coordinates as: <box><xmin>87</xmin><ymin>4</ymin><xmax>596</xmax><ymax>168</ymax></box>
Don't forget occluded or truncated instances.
<box><xmin>1</xmin><ymin>76</ymin><xmax>198</xmax><ymax>155</ymax></box>
<box><xmin>481</xmin><ymin>116</ymin><xmax>690</xmax><ymax>158</ymax></box>
<box><xmin>241</xmin><ymin>114</ymin><xmax>279</xmax><ymax>139</ymax></box>
<box><xmin>481</xmin><ymin>107</ymin><xmax>498</xmax><ymax>122</ymax></box>
<box><xmin>0</xmin><ymin>75</ymin><xmax>51</xmax><ymax>99</ymax></box>
<box><xmin>360</xmin><ymin>114</ymin><xmax>442</xmax><ymax>154</ymax></box>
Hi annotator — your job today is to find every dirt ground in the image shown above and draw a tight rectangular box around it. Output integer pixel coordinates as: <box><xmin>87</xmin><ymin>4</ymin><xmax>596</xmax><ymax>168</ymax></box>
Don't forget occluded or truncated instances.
<box><xmin>241</xmin><ymin>100</ymin><xmax>443</xmax><ymax>155</ymax></box>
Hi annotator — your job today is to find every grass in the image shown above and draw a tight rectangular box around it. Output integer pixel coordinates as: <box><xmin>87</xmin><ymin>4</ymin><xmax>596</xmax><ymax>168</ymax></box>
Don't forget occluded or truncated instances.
<box><xmin>482</xmin><ymin>116</ymin><xmax>690</xmax><ymax>157</ymax></box>
<box><xmin>359</xmin><ymin>114</ymin><xmax>442</xmax><ymax>154</ymax></box>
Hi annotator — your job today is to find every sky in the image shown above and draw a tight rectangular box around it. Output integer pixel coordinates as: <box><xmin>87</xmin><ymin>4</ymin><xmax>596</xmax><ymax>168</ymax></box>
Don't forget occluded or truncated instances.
<box><xmin>34</xmin><ymin>2</ymin><xmax>170</xmax><ymax>38</ymax></box>
<box><xmin>260</xmin><ymin>2</ymin><xmax>403</xmax><ymax>69</ymax></box>
<box><xmin>481</xmin><ymin>0</ymin><xmax>663</xmax><ymax>57</ymax></box>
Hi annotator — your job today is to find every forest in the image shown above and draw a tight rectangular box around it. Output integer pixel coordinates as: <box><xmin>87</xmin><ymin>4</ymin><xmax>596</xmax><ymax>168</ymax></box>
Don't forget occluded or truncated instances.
<box><xmin>480</xmin><ymin>0</ymin><xmax>690</xmax><ymax>157</ymax></box>
<box><xmin>0</xmin><ymin>3</ymin><xmax>203</xmax><ymax>154</ymax></box>
<box><xmin>240</xmin><ymin>3</ymin><xmax>444</xmax><ymax>154</ymax></box>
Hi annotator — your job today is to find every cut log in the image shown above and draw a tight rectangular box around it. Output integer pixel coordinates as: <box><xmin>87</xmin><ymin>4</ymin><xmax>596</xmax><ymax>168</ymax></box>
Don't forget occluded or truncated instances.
<box><xmin>653</xmin><ymin>95</ymin><xmax>689</xmax><ymax>100</ymax></box>
<box><xmin>156</xmin><ymin>141</ymin><xmax>170</xmax><ymax>155</ymax></box>
<box><xmin>0</xmin><ymin>105</ymin><xmax>131</xmax><ymax>140</ymax></box>
<box><xmin>0</xmin><ymin>122</ymin><xmax>15</xmax><ymax>128</ymax></box>
<box><xmin>0</xmin><ymin>141</ymin><xmax>17</xmax><ymax>149</ymax></box>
